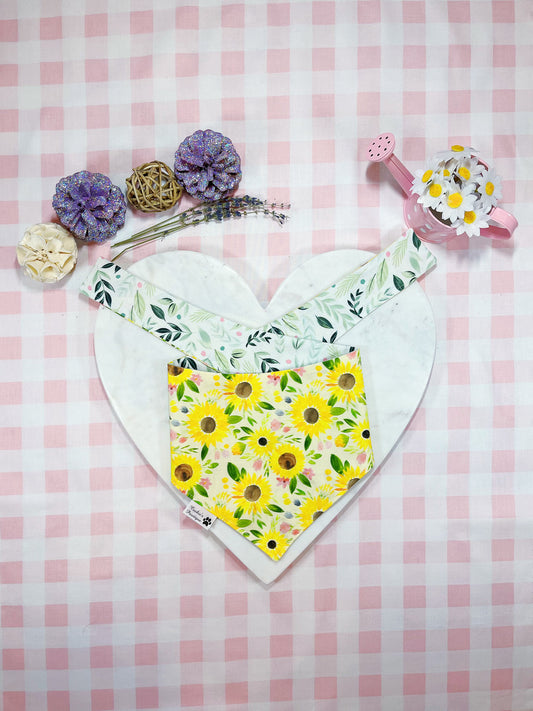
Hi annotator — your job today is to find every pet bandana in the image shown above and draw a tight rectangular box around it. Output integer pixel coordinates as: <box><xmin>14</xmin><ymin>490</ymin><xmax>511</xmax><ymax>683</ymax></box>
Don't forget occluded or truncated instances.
<box><xmin>80</xmin><ymin>230</ymin><xmax>436</xmax><ymax>374</ymax></box>
<box><xmin>80</xmin><ymin>230</ymin><xmax>436</xmax><ymax>560</ymax></box>
<box><xmin>167</xmin><ymin>352</ymin><xmax>372</xmax><ymax>560</ymax></box>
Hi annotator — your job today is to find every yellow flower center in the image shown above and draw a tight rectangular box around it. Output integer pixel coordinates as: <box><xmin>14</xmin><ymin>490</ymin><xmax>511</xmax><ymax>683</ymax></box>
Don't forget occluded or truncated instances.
<box><xmin>458</xmin><ymin>167</ymin><xmax>471</xmax><ymax>180</ymax></box>
<box><xmin>443</xmin><ymin>169</ymin><xmax>450</xmax><ymax>176</ymax></box>
<box><xmin>422</xmin><ymin>169</ymin><xmax>433</xmax><ymax>183</ymax></box>
<box><xmin>485</xmin><ymin>181</ymin><xmax>494</xmax><ymax>196</ymax></box>
<box><xmin>451</xmin><ymin>144</ymin><xmax>464</xmax><ymax>152</ymax></box>
<box><xmin>429</xmin><ymin>183</ymin><xmax>442</xmax><ymax>198</ymax></box>
<box><xmin>447</xmin><ymin>192</ymin><xmax>463</xmax><ymax>209</ymax></box>
<box><xmin>464</xmin><ymin>211</ymin><xmax>476</xmax><ymax>224</ymax></box>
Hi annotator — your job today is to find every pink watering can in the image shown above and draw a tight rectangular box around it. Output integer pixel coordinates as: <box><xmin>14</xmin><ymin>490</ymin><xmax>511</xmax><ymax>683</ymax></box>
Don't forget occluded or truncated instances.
<box><xmin>367</xmin><ymin>133</ymin><xmax>517</xmax><ymax>243</ymax></box>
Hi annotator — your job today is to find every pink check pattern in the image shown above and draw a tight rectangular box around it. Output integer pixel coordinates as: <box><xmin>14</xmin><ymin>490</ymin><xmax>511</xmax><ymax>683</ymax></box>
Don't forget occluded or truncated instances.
<box><xmin>1</xmin><ymin>1</ymin><xmax>533</xmax><ymax>709</ymax></box>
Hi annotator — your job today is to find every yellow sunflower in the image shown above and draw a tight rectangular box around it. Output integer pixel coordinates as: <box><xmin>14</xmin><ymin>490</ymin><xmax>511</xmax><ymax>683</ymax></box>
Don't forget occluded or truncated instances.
<box><xmin>296</xmin><ymin>495</ymin><xmax>333</xmax><ymax>528</ymax></box>
<box><xmin>269</xmin><ymin>443</ymin><xmax>306</xmax><ymax>478</ymax></box>
<box><xmin>350</xmin><ymin>418</ymin><xmax>372</xmax><ymax>451</ymax></box>
<box><xmin>289</xmin><ymin>393</ymin><xmax>332</xmax><ymax>437</ymax></box>
<box><xmin>222</xmin><ymin>373</ymin><xmax>264</xmax><ymax>411</ymax></box>
<box><xmin>325</xmin><ymin>360</ymin><xmax>364</xmax><ymax>402</ymax></box>
<box><xmin>167</xmin><ymin>363</ymin><xmax>192</xmax><ymax>386</ymax></box>
<box><xmin>211</xmin><ymin>502</ymin><xmax>239</xmax><ymax>530</ymax></box>
<box><xmin>232</xmin><ymin>472</ymin><xmax>273</xmax><ymax>517</ymax></box>
<box><xmin>334</xmin><ymin>465</ymin><xmax>363</xmax><ymax>494</ymax></box>
<box><xmin>248</xmin><ymin>427</ymin><xmax>279</xmax><ymax>458</ymax></box>
<box><xmin>170</xmin><ymin>453</ymin><xmax>203</xmax><ymax>493</ymax></box>
<box><xmin>255</xmin><ymin>528</ymin><xmax>290</xmax><ymax>560</ymax></box>
<box><xmin>185</xmin><ymin>401</ymin><xmax>229</xmax><ymax>447</ymax></box>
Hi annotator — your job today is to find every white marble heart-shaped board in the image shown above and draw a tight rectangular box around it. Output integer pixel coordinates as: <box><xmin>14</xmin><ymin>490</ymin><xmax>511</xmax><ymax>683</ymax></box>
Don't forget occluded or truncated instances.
<box><xmin>94</xmin><ymin>249</ymin><xmax>435</xmax><ymax>585</ymax></box>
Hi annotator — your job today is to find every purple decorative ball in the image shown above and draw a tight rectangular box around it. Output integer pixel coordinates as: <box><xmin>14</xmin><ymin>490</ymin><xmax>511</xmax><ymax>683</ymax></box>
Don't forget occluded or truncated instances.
<box><xmin>174</xmin><ymin>129</ymin><xmax>242</xmax><ymax>202</ymax></box>
<box><xmin>52</xmin><ymin>171</ymin><xmax>127</xmax><ymax>243</ymax></box>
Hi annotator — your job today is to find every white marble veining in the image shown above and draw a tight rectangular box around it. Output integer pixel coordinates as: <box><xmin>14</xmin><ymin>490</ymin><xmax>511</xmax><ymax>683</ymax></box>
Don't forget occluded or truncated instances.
<box><xmin>94</xmin><ymin>249</ymin><xmax>436</xmax><ymax>585</ymax></box>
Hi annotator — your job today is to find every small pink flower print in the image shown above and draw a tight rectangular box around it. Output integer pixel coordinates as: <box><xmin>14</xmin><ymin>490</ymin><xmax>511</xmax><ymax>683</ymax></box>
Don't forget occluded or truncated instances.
<box><xmin>199</xmin><ymin>477</ymin><xmax>211</xmax><ymax>489</ymax></box>
<box><xmin>201</xmin><ymin>350</ymin><xmax>206</xmax><ymax>357</ymax></box>
<box><xmin>137</xmin><ymin>282</ymin><xmax>142</xmax><ymax>288</ymax></box>
<box><xmin>215</xmin><ymin>451</ymin><xmax>221</xmax><ymax>460</ymax></box>
<box><xmin>276</xmin><ymin>476</ymin><xmax>290</xmax><ymax>488</ymax></box>
<box><xmin>318</xmin><ymin>442</ymin><xmax>324</xmax><ymax>451</ymax></box>
<box><xmin>236</xmin><ymin>331</ymin><xmax>242</xmax><ymax>336</ymax></box>
<box><xmin>168</xmin><ymin>385</ymin><xmax>176</xmax><ymax>394</ymax></box>
<box><xmin>253</xmin><ymin>459</ymin><xmax>262</xmax><ymax>471</ymax></box>
<box><xmin>279</xmin><ymin>522</ymin><xmax>291</xmax><ymax>534</ymax></box>
<box><xmin>190</xmin><ymin>373</ymin><xmax>202</xmax><ymax>385</ymax></box>
<box><xmin>270</xmin><ymin>419</ymin><xmax>281</xmax><ymax>431</ymax></box>
<box><xmin>170</xmin><ymin>430</ymin><xmax>177</xmax><ymax>441</ymax></box>
<box><xmin>268</xmin><ymin>373</ymin><xmax>281</xmax><ymax>384</ymax></box>
<box><xmin>283</xmin><ymin>426</ymin><xmax>290</xmax><ymax>433</ymax></box>
<box><xmin>286</xmin><ymin>359</ymin><xmax>292</xmax><ymax>365</ymax></box>
<box><xmin>294</xmin><ymin>367</ymin><xmax>305</xmax><ymax>376</ymax></box>
<box><xmin>303</xmin><ymin>467</ymin><xmax>314</xmax><ymax>480</ymax></box>
<box><xmin>292</xmin><ymin>529</ymin><xmax>300</xmax><ymax>536</ymax></box>
<box><xmin>179</xmin><ymin>436</ymin><xmax>187</xmax><ymax>443</ymax></box>
<box><xmin>87</xmin><ymin>285</ymin><xmax>92</xmax><ymax>291</ymax></box>
<box><xmin>385</xmin><ymin>251</ymin><xmax>390</xmax><ymax>258</ymax></box>
<box><xmin>348</xmin><ymin>351</ymin><xmax>357</xmax><ymax>360</ymax></box>
<box><xmin>357</xmin><ymin>451</ymin><xmax>367</xmax><ymax>465</ymax></box>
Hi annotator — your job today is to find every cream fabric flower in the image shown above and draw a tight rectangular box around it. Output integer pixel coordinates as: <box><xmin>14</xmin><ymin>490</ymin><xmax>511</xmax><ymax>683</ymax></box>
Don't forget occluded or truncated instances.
<box><xmin>17</xmin><ymin>222</ymin><xmax>78</xmax><ymax>283</ymax></box>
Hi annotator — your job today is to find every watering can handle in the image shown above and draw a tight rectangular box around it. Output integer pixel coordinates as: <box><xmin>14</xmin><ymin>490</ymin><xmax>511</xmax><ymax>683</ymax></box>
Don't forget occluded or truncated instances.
<box><xmin>484</xmin><ymin>207</ymin><xmax>518</xmax><ymax>240</ymax></box>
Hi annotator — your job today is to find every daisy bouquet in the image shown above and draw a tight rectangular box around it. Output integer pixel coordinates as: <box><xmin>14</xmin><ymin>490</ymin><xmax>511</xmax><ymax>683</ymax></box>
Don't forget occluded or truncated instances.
<box><xmin>410</xmin><ymin>145</ymin><xmax>502</xmax><ymax>237</ymax></box>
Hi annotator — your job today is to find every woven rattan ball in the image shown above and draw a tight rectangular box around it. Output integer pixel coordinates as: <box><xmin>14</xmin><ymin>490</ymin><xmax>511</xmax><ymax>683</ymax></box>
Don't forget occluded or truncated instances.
<box><xmin>126</xmin><ymin>161</ymin><xmax>183</xmax><ymax>212</ymax></box>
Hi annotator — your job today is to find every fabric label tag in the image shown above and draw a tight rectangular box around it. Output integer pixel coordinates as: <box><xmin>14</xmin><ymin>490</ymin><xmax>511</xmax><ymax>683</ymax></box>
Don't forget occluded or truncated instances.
<box><xmin>183</xmin><ymin>501</ymin><xmax>217</xmax><ymax>530</ymax></box>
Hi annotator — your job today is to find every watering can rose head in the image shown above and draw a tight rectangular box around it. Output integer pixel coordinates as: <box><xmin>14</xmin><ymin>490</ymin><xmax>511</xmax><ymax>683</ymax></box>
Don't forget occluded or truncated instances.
<box><xmin>410</xmin><ymin>145</ymin><xmax>503</xmax><ymax>237</ymax></box>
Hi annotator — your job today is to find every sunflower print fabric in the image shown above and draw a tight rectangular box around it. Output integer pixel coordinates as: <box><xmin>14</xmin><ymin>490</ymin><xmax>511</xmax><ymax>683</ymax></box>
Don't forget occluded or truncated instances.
<box><xmin>168</xmin><ymin>351</ymin><xmax>374</xmax><ymax>560</ymax></box>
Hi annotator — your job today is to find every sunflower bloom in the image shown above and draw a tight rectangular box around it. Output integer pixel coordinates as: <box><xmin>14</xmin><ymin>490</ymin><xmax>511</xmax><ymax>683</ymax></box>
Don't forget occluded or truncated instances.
<box><xmin>185</xmin><ymin>401</ymin><xmax>229</xmax><ymax>447</ymax></box>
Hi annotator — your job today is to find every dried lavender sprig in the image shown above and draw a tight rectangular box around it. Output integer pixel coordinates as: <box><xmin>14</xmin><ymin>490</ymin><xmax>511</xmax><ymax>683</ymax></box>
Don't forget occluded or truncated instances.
<box><xmin>111</xmin><ymin>195</ymin><xmax>290</xmax><ymax>260</ymax></box>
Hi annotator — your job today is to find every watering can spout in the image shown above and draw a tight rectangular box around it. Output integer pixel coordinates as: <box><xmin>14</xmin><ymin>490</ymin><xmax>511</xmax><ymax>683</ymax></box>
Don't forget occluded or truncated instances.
<box><xmin>367</xmin><ymin>133</ymin><xmax>414</xmax><ymax>196</ymax></box>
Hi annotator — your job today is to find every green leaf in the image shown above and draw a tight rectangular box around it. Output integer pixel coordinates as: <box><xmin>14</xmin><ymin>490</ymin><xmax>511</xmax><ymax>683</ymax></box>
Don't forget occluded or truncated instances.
<box><xmin>331</xmin><ymin>407</ymin><xmax>345</xmax><ymax>416</ymax></box>
<box><xmin>322</xmin><ymin>359</ymin><xmax>335</xmax><ymax>371</ymax></box>
<box><xmin>304</xmin><ymin>434</ymin><xmax>312</xmax><ymax>450</ymax></box>
<box><xmin>280</xmin><ymin>373</ymin><xmax>288</xmax><ymax>391</ymax></box>
<box><xmin>227</xmin><ymin>462</ymin><xmax>241</xmax><ymax>481</ymax></box>
<box><xmin>237</xmin><ymin>519</ymin><xmax>252</xmax><ymax>528</ymax></box>
<box><xmin>234</xmin><ymin>507</ymin><xmax>243</xmax><ymax>519</ymax></box>
<box><xmin>133</xmin><ymin>290</ymin><xmax>145</xmax><ymax>319</ymax></box>
<box><xmin>289</xmin><ymin>477</ymin><xmax>297</xmax><ymax>494</ymax></box>
<box><xmin>299</xmin><ymin>473</ymin><xmax>311</xmax><ymax>487</ymax></box>
<box><xmin>393</xmin><ymin>274</ymin><xmax>405</xmax><ymax>291</ymax></box>
<box><xmin>186</xmin><ymin>379</ymin><xmax>199</xmax><ymax>393</ymax></box>
<box><xmin>228</xmin><ymin>415</ymin><xmax>242</xmax><ymax>424</ymax></box>
<box><xmin>176</xmin><ymin>383</ymin><xmax>185</xmax><ymax>400</ymax></box>
<box><xmin>330</xmin><ymin>453</ymin><xmax>344</xmax><ymax>474</ymax></box>
<box><xmin>224</xmin><ymin>403</ymin><xmax>235</xmax><ymax>415</ymax></box>
<box><xmin>201</xmin><ymin>443</ymin><xmax>208</xmax><ymax>461</ymax></box>
<box><xmin>289</xmin><ymin>371</ymin><xmax>302</xmax><ymax>384</ymax></box>
<box><xmin>167</xmin><ymin>302</ymin><xmax>178</xmax><ymax>317</ymax></box>
<box><xmin>327</xmin><ymin>394</ymin><xmax>338</xmax><ymax>407</ymax></box>
<box><xmin>316</xmin><ymin>315</ymin><xmax>333</xmax><ymax>329</ymax></box>
<box><xmin>187</xmin><ymin>488</ymin><xmax>194</xmax><ymax>499</ymax></box>
<box><xmin>151</xmin><ymin>304</ymin><xmax>165</xmax><ymax>320</ymax></box>
<box><xmin>377</xmin><ymin>258</ymin><xmax>389</xmax><ymax>289</ymax></box>
<box><xmin>268</xmin><ymin>504</ymin><xmax>284</xmax><ymax>513</ymax></box>
<box><xmin>409</xmin><ymin>255</ymin><xmax>420</xmax><ymax>271</ymax></box>
<box><xmin>412</xmin><ymin>232</ymin><xmax>421</xmax><ymax>250</ymax></box>
<box><xmin>195</xmin><ymin>484</ymin><xmax>208</xmax><ymax>497</ymax></box>
<box><xmin>258</xmin><ymin>401</ymin><xmax>275</xmax><ymax>410</ymax></box>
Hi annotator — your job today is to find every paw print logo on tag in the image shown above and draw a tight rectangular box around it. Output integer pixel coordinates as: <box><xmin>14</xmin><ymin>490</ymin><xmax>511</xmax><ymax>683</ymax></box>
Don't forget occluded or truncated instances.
<box><xmin>183</xmin><ymin>501</ymin><xmax>216</xmax><ymax>530</ymax></box>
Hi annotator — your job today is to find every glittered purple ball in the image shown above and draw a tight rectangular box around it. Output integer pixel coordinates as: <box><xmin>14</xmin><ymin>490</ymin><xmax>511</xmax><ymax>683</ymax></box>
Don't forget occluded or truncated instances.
<box><xmin>52</xmin><ymin>171</ymin><xmax>127</xmax><ymax>243</ymax></box>
<box><xmin>174</xmin><ymin>129</ymin><xmax>242</xmax><ymax>202</ymax></box>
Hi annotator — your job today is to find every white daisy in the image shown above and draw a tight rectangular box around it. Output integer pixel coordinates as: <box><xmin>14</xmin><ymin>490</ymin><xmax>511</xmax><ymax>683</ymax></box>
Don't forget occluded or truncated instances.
<box><xmin>454</xmin><ymin>156</ymin><xmax>484</xmax><ymax>185</ymax></box>
<box><xmin>416</xmin><ymin>175</ymin><xmax>449</xmax><ymax>210</ymax></box>
<box><xmin>476</xmin><ymin>167</ymin><xmax>502</xmax><ymax>211</ymax></box>
<box><xmin>453</xmin><ymin>205</ymin><xmax>490</xmax><ymax>237</ymax></box>
<box><xmin>437</xmin><ymin>181</ymin><xmax>476</xmax><ymax>222</ymax></box>
<box><xmin>411</xmin><ymin>156</ymin><xmax>446</xmax><ymax>196</ymax></box>
<box><xmin>434</xmin><ymin>144</ymin><xmax>479</xmax><ymax>163</ymax></box>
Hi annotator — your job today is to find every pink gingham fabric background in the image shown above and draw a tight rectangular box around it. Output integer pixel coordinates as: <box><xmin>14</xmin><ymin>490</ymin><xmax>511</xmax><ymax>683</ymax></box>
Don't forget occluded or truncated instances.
<box><xmin>1</xmin><ymin>1</ymin><xmax>532</xmax><ymax>709</ymax></box>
